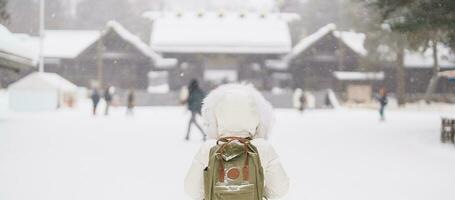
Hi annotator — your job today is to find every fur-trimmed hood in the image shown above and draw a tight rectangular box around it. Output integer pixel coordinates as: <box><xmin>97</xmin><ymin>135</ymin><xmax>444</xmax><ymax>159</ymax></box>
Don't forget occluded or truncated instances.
<box><xmin>201</xmin><ymin>83</ymin><xmax>275</xmax><ymax>139</ymax></box>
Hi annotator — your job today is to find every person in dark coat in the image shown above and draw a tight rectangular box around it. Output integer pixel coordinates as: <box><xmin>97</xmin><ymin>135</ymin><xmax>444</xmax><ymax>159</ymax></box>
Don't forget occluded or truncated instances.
<box><xmin>90</xmin><ymin>88</ymin><xmax>101</xmax><ymax>115</ymax></box>
<box><xmin>300</xmin><ymin>93</ymin><xmax>307</xmax><ymax>112</ymax></box>
<box><xmin>104</xmin><ymin>86</ymin><xmax>113</xmax><ymax>115</ymax></box>
<box><xmin>377</xmin><ymin>87</ymin><xmax>388</xmax><ymax>121</ymax></box>
<box><xmin>126</xmin><ymin>90</ymin><xmax>135</xmax><ymax>115</ymax></box>
<box><xmin>184</xmin><ymin>79</ymin><xmax>206</xmax><ymax>141</ymax></box>
<box><xmin>324</xmin><ymin>91</ymin><xmax>332</xmax><ymax>108</ymax></box>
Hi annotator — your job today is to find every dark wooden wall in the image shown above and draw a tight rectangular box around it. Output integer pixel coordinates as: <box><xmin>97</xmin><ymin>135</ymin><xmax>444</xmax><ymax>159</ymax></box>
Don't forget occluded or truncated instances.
<box><xmin>289</xmin><ymin>33</ymin><xmax>362</xmax><ymax>90</ymax></box>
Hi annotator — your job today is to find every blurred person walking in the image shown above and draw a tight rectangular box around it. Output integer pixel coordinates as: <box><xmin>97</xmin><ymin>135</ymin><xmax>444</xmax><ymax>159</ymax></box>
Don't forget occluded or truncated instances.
<box><xmin>126</xmin><ymin>89</ymin><xmax>135</xmax><ymax>115</ymax></box>
<box><xmin>293</xmin><ymin>88</ymin><xmax>306</xmax><ymax>112</ymax></box>
<box><xmin>377</xmin><ymin>87</ymin><xmax>389</xmax><ymax>121</ymax></box>
<box><xmin>104</xmin><ymin>86</ymin><xmax>113</xmax><ymax>115</ymax></box>
<box><xmin>182</xmin><ymin>79</ymin><xmax>206</xmax><ymax>141</ymax></box>
<box><xmin>90</xmin><ymin>88</ymin><xmax>101</xmax><ymax>115</ymax></box>
<box><xmin>324</xmin><ymin>91</ymin><xmax>332</xmax><ymax>108</ymax></box>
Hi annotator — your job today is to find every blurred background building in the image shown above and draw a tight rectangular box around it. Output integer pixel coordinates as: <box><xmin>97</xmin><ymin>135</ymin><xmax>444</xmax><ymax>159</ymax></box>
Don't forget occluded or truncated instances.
<box><xmin>1</xmin><ymin>0</ymin><xmax>454</xmax><ymax>107</ymax></box>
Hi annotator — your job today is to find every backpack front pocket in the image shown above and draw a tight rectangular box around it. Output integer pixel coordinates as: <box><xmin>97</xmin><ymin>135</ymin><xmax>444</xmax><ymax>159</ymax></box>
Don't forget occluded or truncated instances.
<box><xmin>214</xmin><ymin>184</ymin><xmax>255</xmax><ymax>200</ymax></box>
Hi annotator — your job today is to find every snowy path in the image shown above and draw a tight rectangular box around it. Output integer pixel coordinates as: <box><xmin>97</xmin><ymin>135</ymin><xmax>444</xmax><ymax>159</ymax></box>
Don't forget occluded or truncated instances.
<box><xmin>1</xmin><ymin>106</ymin><xmax>455</xmax><ymax>200</ymax></box>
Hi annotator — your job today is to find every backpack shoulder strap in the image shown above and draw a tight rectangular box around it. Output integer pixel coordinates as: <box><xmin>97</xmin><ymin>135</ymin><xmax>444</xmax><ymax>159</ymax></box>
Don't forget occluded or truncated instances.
<box><xmin>215</xmin><ymin>136</ymin><xmax>254</xmax><ymax>182</ymax></box>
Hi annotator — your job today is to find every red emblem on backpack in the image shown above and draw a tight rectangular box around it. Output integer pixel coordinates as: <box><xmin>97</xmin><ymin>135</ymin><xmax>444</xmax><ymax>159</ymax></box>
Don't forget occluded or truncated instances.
<box><xmin>227</xmin><ymin>168</ymin><xmax>240</xmax><ymax>180</ymax></box>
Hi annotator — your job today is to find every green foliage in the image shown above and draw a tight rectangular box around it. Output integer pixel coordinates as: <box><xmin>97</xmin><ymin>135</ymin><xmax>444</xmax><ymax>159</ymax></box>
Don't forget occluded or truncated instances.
<box><xmin>362</xmin><ymin>0</ymin><xmax>455</xmax><ymax>102</ymax></box>
<box><xmin>344</xmin><ymin>0</ymin><xmax>404</xmax><ymax>70</ymax></box>
<box><xmin>0</xmin><ymin>0</ymin><xmax>9</xmax><ymax>24</ymax></box>
<box><xmin>366</xmin><ymin>0</ymin><xmax>455</xmax><ymax>49</ymax></box>
<box><xmin>281</xmin><ymin>0</ymin><xmax>363</xmax><ymax>45</ymax></box>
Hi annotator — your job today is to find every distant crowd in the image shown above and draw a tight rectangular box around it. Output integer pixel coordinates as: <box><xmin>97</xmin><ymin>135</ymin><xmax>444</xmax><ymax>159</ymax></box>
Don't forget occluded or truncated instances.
<box><xmin>89</xmin><ymin>81</ymin><xmax>389</xmax><ymax>142</ymax></box>
<box><xmin>90</xmin><ymin>86</ymin><xmax>135</xmax><ymax>116</ymax></box>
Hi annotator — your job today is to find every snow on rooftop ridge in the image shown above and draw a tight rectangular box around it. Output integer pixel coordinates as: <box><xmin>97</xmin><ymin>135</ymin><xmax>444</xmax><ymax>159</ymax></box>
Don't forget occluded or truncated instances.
<box><xmin>285</xmin><ymin>23</ymin><xmax>368</xmax><ymax>63</ymax></box>
<box><xmin>333</xmin><ymin>71</ymin><xmax>385</xmax><ymax>81</ymax></box>
<box><xmin>284</xmin><ymin>23</ymin><xmax>336</xmax><ymax>62</ymax></box>
<box><xmin>105</xmin><ymin>21</ymin><xmax>160</xmax><ymax>60</ymax></box>
<box><xmin>143</xmin><ymin>11</ymin><xmax>299</xmax><ymax>22</ymax></box>
<box><xmin>105</xmin><ymin>21</ymin><xmax>177</xmax><ymax>67</ymax></box>
<box><xmin>13</xmin><ymin>30</ymin><xmax>100</xmax><ymax>59</ymax></box>
<box><xmin>333</xmin><ymin>31</ymin><xmax>367</xmax><ymax>56</ymax></box>
<box><xmin>0</xmin><ymin>24</ymin><xmax>38</xmax><ymax>66</ymax></box>
<box><xmin>43</xmin><ymin>30</ymin><xmax>100</xmax><ymax>59</ymax></box>
<box><xmin>12</xmin><ymin>21</ymin><xmax>175</xmax><ymax>67</ymax></box>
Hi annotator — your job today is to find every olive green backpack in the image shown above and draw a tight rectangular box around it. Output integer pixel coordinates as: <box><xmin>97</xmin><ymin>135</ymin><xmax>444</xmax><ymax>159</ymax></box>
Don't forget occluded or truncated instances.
<box><xmin>204</xmin><ymin>137</ymin><xmax>265</xmax><ymax>200</ymax></box>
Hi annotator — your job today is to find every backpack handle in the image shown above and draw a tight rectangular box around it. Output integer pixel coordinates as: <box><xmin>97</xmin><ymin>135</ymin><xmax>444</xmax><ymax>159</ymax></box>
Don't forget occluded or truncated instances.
<box><xmin>216</xmin><ymin>136</ymin><xmax>251</xmax><ymax>145</ymax></box>
<box><xmin>216</xmin><ymin>137</ymin><xmax>252</xmax><ymax>182</ymax></box>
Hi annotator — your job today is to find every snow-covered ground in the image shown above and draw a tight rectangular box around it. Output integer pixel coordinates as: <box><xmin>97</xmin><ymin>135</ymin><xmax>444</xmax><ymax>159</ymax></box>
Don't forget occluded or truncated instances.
<box><xmin>1</xmin><ymin>104</ymin><xmax>455</xmax><ymax>200</ymax></box>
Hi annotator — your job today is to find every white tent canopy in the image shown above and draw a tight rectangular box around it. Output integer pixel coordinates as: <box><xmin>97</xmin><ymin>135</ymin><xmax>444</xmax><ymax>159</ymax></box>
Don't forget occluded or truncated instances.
<box><xmin>8</xmin><ymin>72</ymin><xmax>77</xmax><ymax>111</ymax></box>
<box><xmin>144</xmin><ymin>11</ymin><xmax>293</xmax><ymax>54</ymax></box>
<box><xmin>9</xmin><ymin>72</ymin><xmax>77</xmax><ymax>91</ymax></box>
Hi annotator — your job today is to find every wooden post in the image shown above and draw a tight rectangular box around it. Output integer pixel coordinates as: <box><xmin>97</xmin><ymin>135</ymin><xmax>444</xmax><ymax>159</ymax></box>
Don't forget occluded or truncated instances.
<box><xmin>337</xmin><ymin>32</ymin><xmax>345</xmax><ymax>70</ymax></box>
<box><xmin>259</xmin><ymin>59</ymin><xmax>269</xmax><ymax>90</ymax></box>
<box><xmin>38</xmin><ymin>0</ymin><xmax>45</xmax><ymax>72</ymax></box>
<box><xmin>396</xmin><ymin>41</ymin><xmax>406</xmax><ymax>106</ymax></box>
<box><xmin>96</xmin><ymin>34</ymin><xmax>104</xmax><ymax>88</ymax></box>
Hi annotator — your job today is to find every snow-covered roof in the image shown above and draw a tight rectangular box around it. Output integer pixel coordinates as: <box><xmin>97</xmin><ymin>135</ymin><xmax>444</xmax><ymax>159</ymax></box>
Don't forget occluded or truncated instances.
<box><xmin>0</xmin><ymin>24</ymin><xmax>38</xmax><ymax>68</ymax></box>
<box><xmin>333</xmin><ymin>71</ymin><xmax>385</xmax><ymax>81</ymax></box>
<box><xmin>144</xmin><ymin>11</ymin><xmax>292</xmax><ymax>54</ymax></box>
<box><xmin>404</xmin><ymin>44</ymin><xmax>455</xmax><ymax>69</ymax></box>
<box><xmin>439</xmin><ymin>70</ymin><xmax>455</xmax><ymax>78</ymax></box>
<box><xmin>15</xmin><ymin>30</ymin><xmax>100</xmax><ymax>59</ymax></box>
<box><xmin>334</xmin><ymin>31</ymin><xmax>367</xmax><ymax>56</ymax></box>
<box><xmin>12</xmin><ymin>21</ymin><xmax>176</xmax><ymax>68</ymax></box>
<box><xmin>9</xmin><ymin>72</ymin><xmax>77</xmax><ymax>92</ymax></box>
<box><xmin>104</xmin><ymin>21</ymin><xmax>178</xmax><ymax>68</ymax></box>
<box><xmin>15</xmin><ymin>31</ymin><xmax>98</xmax><ymax>60</ymax></box>
<box><xmin>104</xmin><ymin>21</ymin><xmax>158</xmax><ymax>60</ymax></box>
<box><xmin>285</xmin><ymin>24</ymin><xmax>336</xmax><ymax>62</ymax></box>
<box><xmin>285</xmin><ymin>23</ymin><xmax>367</xmax><ymax>63</ymax></box>
<box><xmin>44</xmin><ymin>30</ymin><xmax>99</xmax><ymax>59</ymax></box>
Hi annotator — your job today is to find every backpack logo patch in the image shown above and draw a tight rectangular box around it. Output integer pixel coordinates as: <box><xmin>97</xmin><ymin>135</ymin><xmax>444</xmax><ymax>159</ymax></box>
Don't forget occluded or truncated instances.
<box><xmin>227</xmin><ymin>167</ymin><xmax>240</xmax><ymax>180</ymax></box>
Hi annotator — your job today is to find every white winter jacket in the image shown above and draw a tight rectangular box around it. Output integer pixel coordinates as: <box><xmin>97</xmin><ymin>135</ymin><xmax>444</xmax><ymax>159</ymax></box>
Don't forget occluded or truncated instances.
<box><xmin>184</xmin><ymin>84</ymin><xmax>290</xmax><ymax>200</ymax></box>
